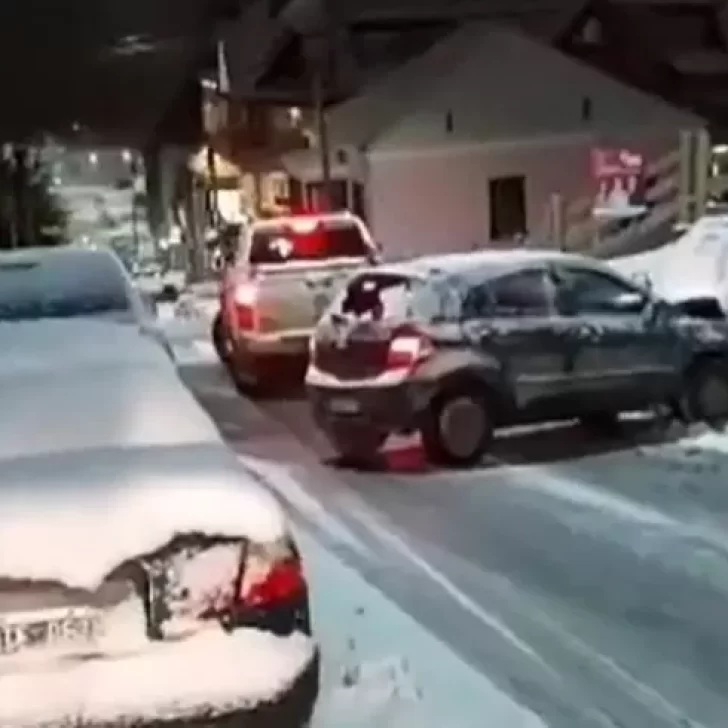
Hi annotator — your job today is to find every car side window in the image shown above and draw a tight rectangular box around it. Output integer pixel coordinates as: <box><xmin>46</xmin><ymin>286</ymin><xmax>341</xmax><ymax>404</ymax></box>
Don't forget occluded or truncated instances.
<box><xmin>555</xmin><ymin>267</ymin><xmax>644</xmax><ymax>315</ymax></box>
<box><xmin>464</xmin><ymin>269</ymin><xmax>553</xmax><ymax>318</ymax></box>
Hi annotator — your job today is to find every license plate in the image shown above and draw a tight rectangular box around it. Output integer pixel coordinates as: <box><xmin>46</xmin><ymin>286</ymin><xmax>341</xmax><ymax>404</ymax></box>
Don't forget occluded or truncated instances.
<box><xmin>328</xmin><ymin>397</ymin><xmax>361</xmax><ymax>415</ymax></box>
<box><xmin>0</xmin><ymin>607</ymin><xmax>102</xmax><ymax>656</ymax></box>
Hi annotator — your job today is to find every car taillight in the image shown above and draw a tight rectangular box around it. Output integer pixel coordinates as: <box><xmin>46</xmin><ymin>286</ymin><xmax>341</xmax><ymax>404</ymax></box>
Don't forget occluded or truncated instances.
<box><xmin>237</xmin><ymin>540</ymin><xmax>306</xmax><ymax>610</ymax></box>
<box><xmin>244</xmin><ymin>560</ymin><xmax>306</xmax><ymax>607</ymax></box>
<box><xmin>386</xmin><ymin>330</ymin><xmax>434</xmax><ymax>370</ymax></box>
<box><xmin>234</xmin><ymin>281</ymin><xmax>258</xmax><ymax>330</ymax></box>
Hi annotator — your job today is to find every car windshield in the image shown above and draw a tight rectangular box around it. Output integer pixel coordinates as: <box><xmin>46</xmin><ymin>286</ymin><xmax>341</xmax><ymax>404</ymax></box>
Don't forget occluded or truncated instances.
<box><xmin>249</xmin><ymin>220</ymin><xmax>370</xmax><ymax>264</ymax></box>
<box><xmin>0</xmin><ymin>253</ymin><xmax>132</xmax><ymax>321</ymax></box>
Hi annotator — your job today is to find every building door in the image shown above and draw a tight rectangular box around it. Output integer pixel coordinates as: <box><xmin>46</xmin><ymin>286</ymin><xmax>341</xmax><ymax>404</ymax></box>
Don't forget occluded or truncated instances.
<box><xmin>489</xmin><ymin>175</ymin><xmax>527</xmax><ymax>240</ymax></box>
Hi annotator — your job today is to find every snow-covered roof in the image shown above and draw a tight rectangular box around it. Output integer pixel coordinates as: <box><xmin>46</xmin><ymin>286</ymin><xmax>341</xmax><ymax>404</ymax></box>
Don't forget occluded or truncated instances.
<box><xmin>325</xmin><ymin>22</ymin><xmax>702</xmax><ymax>154</ymax></box>
<box><xmin>612</xmin><ymin>215</ymin><xmax>728</xmax><ymax>310</ymax></box>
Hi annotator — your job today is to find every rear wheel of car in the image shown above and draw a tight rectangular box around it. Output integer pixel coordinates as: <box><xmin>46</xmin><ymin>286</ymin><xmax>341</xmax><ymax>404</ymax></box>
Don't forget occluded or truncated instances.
<box><xmin>212</xmin><ymin>312</ymin><xmax>232</xmax><ymax>365</ymax></box>
<box><xmin>578</xmin><ymin>412</ymin><xmax>621</xmax><ymax>436</ymax></box>
<box><xmin>421</xmin><ymin>386</ymin><xmax>493</xmax><ymax>468</ymax></box>
<box><xmin>682</xmin><ymin>358</ymin><xmax>728</xmax><ymax>428</ymax></box>
<box><xmin>327</xmin><ymin>425</ymin><xmax>388</xmax><ymax>466</ymax></box>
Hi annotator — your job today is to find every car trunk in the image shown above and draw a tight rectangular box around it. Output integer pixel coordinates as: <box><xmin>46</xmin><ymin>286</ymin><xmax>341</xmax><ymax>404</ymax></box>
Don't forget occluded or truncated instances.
<box><xmin>0</xmin><ymin>533</ymin><xmax>245</xmax><ymax>662</ymax></box>
<box><xmin>314</xmin><ymin>318</ymin><xmax>395</xmax><ymax>380</ymax></box>
<box><xmin>311</xmin><ymin>271</ymin><xmax>439</xmax><ymax>381</ymax></box>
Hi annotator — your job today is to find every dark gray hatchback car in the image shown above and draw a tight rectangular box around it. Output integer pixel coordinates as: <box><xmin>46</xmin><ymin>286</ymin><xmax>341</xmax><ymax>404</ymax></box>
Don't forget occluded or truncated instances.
<box><xmin>306</xmin><ymin>250</ymin><xmax>728</xmax><ymax>467</ymax></box>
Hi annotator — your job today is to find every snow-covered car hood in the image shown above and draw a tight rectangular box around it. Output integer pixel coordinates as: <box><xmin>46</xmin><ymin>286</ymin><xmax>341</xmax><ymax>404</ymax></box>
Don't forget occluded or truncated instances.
<box><xmin>0</xmin><ymin>319</ymin><xmax>286</xmax><ymax>589</ymax></box>
<box><xmin>0</xmin><ymin>323</ymin><xmax>215</xmax><ymax>459</ymax></box>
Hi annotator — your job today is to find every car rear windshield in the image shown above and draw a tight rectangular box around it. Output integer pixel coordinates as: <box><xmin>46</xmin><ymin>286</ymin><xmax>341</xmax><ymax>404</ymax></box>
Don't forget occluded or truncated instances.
<box><xmin>248</xmin><ymin>220</ymin><xmax>370</xmax><ymax>265</ymax></box>
<box><xmin>0</xmin><ymin>253</ymin><xmax>132</xmax><ymax>321</ymax></box>
<box><xmin>328</xmin><ymin>271</ymin><xmax>460</xmax><ymax>323</ymax></box>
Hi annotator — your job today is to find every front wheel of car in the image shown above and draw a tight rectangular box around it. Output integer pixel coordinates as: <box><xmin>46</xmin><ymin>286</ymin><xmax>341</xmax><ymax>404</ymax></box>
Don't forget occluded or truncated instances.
<box><xmin>421</xmin><ymin>387</ymin><xmax>493</xmax><ymax>468</ymax></box>
<box><xmin>682</xmin><ymin>358</ymin><xmax>728</xmax><ymax>428</ymax></box>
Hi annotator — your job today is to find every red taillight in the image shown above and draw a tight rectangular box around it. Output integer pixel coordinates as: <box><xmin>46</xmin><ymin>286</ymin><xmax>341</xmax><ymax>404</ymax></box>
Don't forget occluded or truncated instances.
<box><xmin>234</xmin><ymin>281</ymin><xmax>258</xmax><ymax>331</ymax></box>
<box><xmin>243</xmin><ymin>559</ymin><xmax>306</xmax><ymax>608</ymax></box>
<box><xmin>386</xmin><ymin>329</ymin><xmax>434</xmax><ymax>370</ymax></box>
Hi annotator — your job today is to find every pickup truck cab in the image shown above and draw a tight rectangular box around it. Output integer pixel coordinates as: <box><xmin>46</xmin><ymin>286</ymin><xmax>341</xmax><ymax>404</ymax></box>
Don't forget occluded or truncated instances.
<box><xmin>214</xmin><ymin>211</ymin><xmax>379</xmax><ymax>391</ymax></box>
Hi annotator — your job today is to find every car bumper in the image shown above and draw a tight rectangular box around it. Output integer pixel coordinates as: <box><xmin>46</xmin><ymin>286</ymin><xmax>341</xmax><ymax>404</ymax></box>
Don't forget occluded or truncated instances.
<box><xmin>92</xmin><ymin>650</ymin><xmax>320</xmax><ymax>728</ymax></box>
<box><xmin>234</xmin><ymin>332</ymin><xmax>310</xmax><ymax>358</ymax></box>
<box><xmin>308</xmin><ymin>382</ymin><xmax>429</xmax><ymax>434</ymax></box>
<box><xmin>0</xmin><ymin>628</ymin><xmax>319</xmax><ymax>728</ymax></box>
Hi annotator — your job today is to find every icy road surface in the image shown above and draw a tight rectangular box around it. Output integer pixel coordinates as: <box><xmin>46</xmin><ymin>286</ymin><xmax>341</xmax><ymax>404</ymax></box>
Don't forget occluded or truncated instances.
<box><xmin>181</xmin><ymin>362</ymin><xmax>728</xmax><ymax>728</ymax></box>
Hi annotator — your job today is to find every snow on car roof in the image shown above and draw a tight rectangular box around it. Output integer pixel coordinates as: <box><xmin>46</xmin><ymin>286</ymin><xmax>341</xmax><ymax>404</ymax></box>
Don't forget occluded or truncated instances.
<box><xmin>0</xmin><ymin>243</ymin><xmax>119</xmax><ymax>266</ymax></box>
<box><xmin>0</xmin><ymin>319</ymin><xmax>286</xmax><ymax>588</ymax></box>
<box><xmin>379</xmin><ymin>249</ymin><xmax>612</xmax><ymax>282</ymax></box>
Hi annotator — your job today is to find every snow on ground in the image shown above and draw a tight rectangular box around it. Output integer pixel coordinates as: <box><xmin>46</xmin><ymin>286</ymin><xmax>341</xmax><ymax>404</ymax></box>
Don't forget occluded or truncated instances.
<box><xmin>158</xmin><ymin>284</ymin><xmax>220</xmax><ymax>366</ymax></box>
<box><xmin>611</xmin><ymin>215</ymin><xmax>728</xmax><ymax>307</ymax></box>
<box><xmin>296</xmin><ymin>524</ymin><xmax>546</xmax><ymax>728</ymax></box>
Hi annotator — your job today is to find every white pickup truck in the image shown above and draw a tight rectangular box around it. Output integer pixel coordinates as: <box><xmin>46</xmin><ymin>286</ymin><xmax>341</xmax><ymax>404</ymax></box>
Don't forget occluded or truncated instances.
<box><xmin>213</xmin><ymin>211</ymin><xmax>380</xmax><ymax>391</ymax></box>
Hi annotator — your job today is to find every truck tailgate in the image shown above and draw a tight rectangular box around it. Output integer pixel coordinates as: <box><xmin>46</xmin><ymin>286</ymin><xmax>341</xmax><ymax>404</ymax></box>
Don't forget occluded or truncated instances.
<box><xmin>255</xmin><ymin>259</ymin><xmax>371</xmax><ymax>335</ymax></box>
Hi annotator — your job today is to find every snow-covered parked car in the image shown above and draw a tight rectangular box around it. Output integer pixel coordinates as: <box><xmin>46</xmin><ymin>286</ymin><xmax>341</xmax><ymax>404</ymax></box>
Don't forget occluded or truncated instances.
<box><xmin>0</xmin><ymin>245</ymin><xmax>173</xmax><ymax>359</ymax></box>
<box><xmin>0</xmin><ymin>319</ymin><xmax>319</xmax><ymax>725</ymax></box>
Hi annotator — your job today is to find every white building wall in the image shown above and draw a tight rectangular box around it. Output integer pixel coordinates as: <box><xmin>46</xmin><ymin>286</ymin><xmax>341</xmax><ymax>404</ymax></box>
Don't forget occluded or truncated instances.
<box><xmin>368</xmin><ymin>131</ymin><xmax>681</xmax><ymax>260</ymax></box>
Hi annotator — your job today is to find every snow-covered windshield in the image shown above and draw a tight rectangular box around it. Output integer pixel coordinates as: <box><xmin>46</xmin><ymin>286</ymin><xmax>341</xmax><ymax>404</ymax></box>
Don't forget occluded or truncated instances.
<box><xmin>0</xmin><ymin>252</ymin><xmax>131</xmax><ymax>321</ymax></box>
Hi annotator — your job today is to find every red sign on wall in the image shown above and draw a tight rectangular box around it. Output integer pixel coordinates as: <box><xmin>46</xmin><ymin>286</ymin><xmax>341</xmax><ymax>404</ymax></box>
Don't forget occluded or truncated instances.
<box><xmin>591</xmin><ymin>147</ymin><xmax>647</xmax><ymax>219</ymax></box>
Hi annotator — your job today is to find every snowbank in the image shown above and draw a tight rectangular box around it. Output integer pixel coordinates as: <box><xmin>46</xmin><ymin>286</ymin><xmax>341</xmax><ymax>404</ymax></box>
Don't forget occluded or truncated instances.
<box><xmin>612</xmin><ymin>216</ymin><xmax>728</xmax><ymax>307</ymax></box>
<box><xmin>0</xmin><ymin>605</ymin><xmax>314</xmax><ymax>726</ymax></box>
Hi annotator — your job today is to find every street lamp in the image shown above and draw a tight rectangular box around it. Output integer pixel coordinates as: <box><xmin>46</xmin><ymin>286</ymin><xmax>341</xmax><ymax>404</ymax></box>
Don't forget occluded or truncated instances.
<box><xmin>88</xmin><ymin>152</ymin><xmax>98</xmax><ymax>166</ymax></box>
<box><xmin>121</xmin><ymin>149</ymin><xmax>132</xmax><ymax>164</ymax></box>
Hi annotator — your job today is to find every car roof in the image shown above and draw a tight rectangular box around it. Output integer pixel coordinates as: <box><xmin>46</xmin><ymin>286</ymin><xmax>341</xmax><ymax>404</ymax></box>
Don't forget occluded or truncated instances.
<box><xmin>0</xmin><ymin>244</ymin><xmax>120</xmax><ymax>268</ymax></box>
<box><xmin>377</xmin><ymin>249</ymin><xmax>618</xmax><ymax>284</ymax></box>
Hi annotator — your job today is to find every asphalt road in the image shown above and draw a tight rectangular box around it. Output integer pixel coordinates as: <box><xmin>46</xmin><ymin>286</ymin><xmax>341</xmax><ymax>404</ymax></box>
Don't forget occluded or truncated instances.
<box><xmin>182</xmin><ymin>361</ymin><xmax>728</xmax><ymax>728</ymax></box>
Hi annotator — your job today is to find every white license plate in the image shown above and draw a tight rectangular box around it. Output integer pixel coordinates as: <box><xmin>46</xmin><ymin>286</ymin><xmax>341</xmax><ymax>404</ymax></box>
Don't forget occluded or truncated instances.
<box><xmin>0</xmin><ymin>607</ymin><xmax>102</xmax><ymax>656</ymax></box>
<box><xmin>328</xmin><ymin>397</ymin><xmax>361</xmax><ymax>415</ymax></box>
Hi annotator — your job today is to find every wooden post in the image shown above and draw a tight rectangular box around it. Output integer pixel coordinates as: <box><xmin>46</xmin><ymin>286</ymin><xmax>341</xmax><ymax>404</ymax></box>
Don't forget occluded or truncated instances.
<box><xmin>694</xmin><ymin>128</ymin><xmax>710</xmax><ymax>220</ymax></box>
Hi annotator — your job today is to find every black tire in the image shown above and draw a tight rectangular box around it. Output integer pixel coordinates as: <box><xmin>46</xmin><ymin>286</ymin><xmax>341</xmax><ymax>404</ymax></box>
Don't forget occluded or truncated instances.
<box><xmin>327</xmin><ymin>425</ymin><xmax>388</xmax><ymax>465</ymax></box>
<box><xmin>212</xmin><ymin>312</ymin><xmax>232</xmax><ymax>365</ymax></box>
<box><xmin>420</xmin><ymin>386</ymin><xmax>493</xmax><ymax>467</ymax></box>
<box><xmin>682</xmin><ymin>358</ymin><xmax>728</xmax><ymax>428</ymax></box>
<box><xmin>579</xmin><ymin>412</ymin><xmax>621</xmax><ymax>436</ymax></box>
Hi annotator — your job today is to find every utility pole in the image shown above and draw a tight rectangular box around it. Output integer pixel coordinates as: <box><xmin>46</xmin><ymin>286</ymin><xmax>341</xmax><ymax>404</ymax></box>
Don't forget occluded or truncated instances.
<box><xmin>292</xmin><ymin>0</ymin><xmax>334</xmax><ymax>211</ymax></box>
<box><xmin>307</xmin><ymin>31</ymin><xmax>332</xmax><ymax>210</ymax></box>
